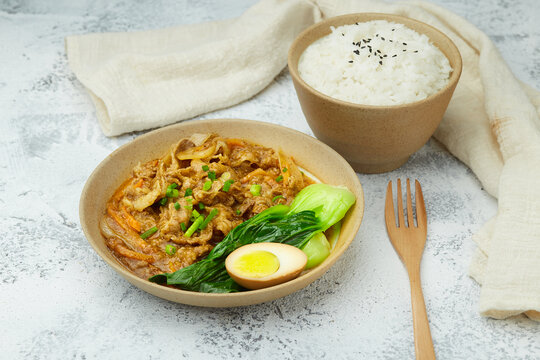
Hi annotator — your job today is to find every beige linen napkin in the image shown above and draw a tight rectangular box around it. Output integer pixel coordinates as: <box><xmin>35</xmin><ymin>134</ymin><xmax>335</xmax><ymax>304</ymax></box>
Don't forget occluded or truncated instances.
<box><xmin>67</xmin><ymin>0</ymin><xmax>540</xmax><ymax>320</ymax></box>
<box><xmin>65</xmin><ymin>0</ymin><xmax>321</xmax><ymax>136</ymax></box>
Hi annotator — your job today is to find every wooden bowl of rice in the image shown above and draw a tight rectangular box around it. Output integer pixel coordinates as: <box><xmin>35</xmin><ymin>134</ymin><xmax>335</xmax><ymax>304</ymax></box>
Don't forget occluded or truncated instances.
<box><xmin>288</xmin><ymin>13</ymin><xmax>462</xmax><ymax>173</ymax></box>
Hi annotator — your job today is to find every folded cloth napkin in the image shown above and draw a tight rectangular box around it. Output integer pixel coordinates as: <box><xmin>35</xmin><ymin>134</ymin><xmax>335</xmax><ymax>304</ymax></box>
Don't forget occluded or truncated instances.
<box><xmin>67</xmin><ymin>0</ymin><xmax>540</xmax><ymax>320</ymax></box>
<box><xmin>65</xmin><ymin>0</ymin><xmax>320</xmax><ymax>136</ymax></box>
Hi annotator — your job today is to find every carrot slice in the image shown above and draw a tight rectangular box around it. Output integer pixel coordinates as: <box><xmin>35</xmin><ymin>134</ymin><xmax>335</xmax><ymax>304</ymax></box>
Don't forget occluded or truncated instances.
<box><xmin>121</xmin><ymin>206</ymin><xmax>141</xmax><ymax>232</ymax></box>
<box><xmin>107</xmin><ymin>206</ymin><xmax>131</xmax><ymax>232</ymax></box>
<box><xmin>112</xmin><ymin>177</ymin><xmax>133</xmax><ymax>202</ymax></box>
<box><xmin>133</xmin><ymin>179</ymin><xmax>144</xmax><ymax>188</ymax></box>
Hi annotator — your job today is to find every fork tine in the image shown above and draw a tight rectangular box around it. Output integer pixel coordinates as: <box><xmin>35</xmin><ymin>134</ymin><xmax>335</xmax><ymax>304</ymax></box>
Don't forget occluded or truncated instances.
<box><xmin>385</xmin><ymin>181</ymin><xmax>396</xmax><ymax>229</ymax></box>
<box><xmin>397</xmin><ymin>179</ymin><xmax>405</xmax><ymax>228</ymax></box>
<box><xmin>415</xmin><ymin>180</ymin><xmax>427</xmax><ymax>227</ymax></box>
<box><xmin>406</xmin><ymin>179</ymin><xmax>414</xmax><ymax>228</ymax></box>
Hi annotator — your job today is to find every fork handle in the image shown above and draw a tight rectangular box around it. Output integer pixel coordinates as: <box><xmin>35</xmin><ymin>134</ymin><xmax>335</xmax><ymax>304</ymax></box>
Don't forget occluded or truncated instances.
<box><xmin>408</xmin><ymin>268</ymin><xmax>436</xmax><ymax>360</ymax></box>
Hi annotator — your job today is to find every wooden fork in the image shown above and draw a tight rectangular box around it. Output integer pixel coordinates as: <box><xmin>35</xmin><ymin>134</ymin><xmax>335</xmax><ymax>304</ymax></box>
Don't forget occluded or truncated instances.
<box><xmin>385</xmin><ymin>179</ymin><xmax>435</xmax><ymax>360</ymax></box>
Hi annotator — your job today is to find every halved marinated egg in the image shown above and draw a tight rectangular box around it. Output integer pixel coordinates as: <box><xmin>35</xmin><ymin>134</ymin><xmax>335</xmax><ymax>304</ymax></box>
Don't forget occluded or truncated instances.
<box><xmin>225</xmin><ymin>243</ymin><xmax>308</xmax><ymax>290</ymax></box>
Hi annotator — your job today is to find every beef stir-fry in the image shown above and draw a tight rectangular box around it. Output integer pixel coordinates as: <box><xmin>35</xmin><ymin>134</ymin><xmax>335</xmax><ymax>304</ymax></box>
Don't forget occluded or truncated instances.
<box><xmin>100</xmin><ymin>134</ymin><xmax>313</xmax><ymax>280</ymax></box>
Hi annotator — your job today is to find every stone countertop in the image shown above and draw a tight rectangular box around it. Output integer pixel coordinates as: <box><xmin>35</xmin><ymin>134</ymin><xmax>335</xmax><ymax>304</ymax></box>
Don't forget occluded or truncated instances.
<box><xmin>1</xmin><ymin>0</ymin><xmax>539</xmax><ymax>359</ymax></box>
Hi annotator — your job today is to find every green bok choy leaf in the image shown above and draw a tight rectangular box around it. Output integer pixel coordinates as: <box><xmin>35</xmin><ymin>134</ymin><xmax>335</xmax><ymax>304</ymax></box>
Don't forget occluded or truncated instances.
<box><xmin>288</xmin><ymin>184</ymin><xmax>356</xmax><ymax>231</ymax></box>
<box><xmin>289</xmin><ymin>184</ymin><xmax>355</xmax><ymax>268</ymax></box>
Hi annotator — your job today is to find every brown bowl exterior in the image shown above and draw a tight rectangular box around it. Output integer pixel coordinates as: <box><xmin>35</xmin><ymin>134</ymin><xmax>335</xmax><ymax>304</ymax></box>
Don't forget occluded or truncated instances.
<box><xmin>79</xmin><ymin>119</ymin><xmax>364</xmax><ymax>307</ymax></box>
<box><xmin>288</xmin><ymin>13</ymin><xmax>462</xmax><ymax>173</ymax></box>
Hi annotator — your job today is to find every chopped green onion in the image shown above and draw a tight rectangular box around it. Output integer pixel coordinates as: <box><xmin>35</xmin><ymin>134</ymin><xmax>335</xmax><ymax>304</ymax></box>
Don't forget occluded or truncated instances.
<box><xmin>282</xmin><ymin>167</ymin><xmax>288</xmax><ymax>172</ymax></box>
<box><xmin>159</xmin><ymin>198</ymin><xmax>167</xmax><ymax>206</ymax></box>
<box><xmin>185</xmin><ymin>216</ymin><xmax>205</xmax><ymax>237</ymax></box>
<box><xmin>276</xmin><ymin>175</ymin><xmax>283</xmax><ymax>183</ymax></box>
<box><xmin>236</xmin><ymin>209</ymin><xmax>241</xmax><ymax>215</ymax></box>
<box><xmin>186</xmin><ymin>197</ymin><xmax>192</xmax><ymax>203</ymax></box>
<box><xmin>184</xmin><ymin>188</ymin><xmax>192</xmax><ymax>197</ymax></box>
<box><xmin>220</xmin><ymin>172</ymin><xmax>231</xmax><ymax>181</ymax></box>
<box><xmin>198</xmin><ymin>203</ymin><xmax>205</xmax><ymax>210</ymax></box>
<box><xmin>140</xmin><ymin>226</ymin><xmax>158</xmax><ymax>239</ymax></box>
<box><xmin>166</xmin><ymin>188</ymin><xmax>179</xmax><ymax>198</ymax></box>
<box><xmin>272</xmin><ymin>195</ymin><xmax>284</xmax><ymax>202</ymax></box>
<box><xmin>199</xmin><ymin>209</ymin><xmax>219</xmax><ymax>230</ymax></box>
<box><xmin>180</xmin><ymin>223</ymin><xmax>187</xmax><ymax>232</ymax></box>
<box><xmin>174</xmin><ymin>202</ymin><xmax>180</xmax><ymax>210</ymax></box>
<box><xmin>192</xmin><ymin>209</ymin><xmax>201</xmax><ymax>218</ymax></box>
<box><xmin>202</xmin><ymin>165</ymin><xmax>209</xmax><ymax>172</ymax></box>
<box><xmin>203</xmin><ymin>180</ymin><xmax>212</xmax><ymax>191</ymax></box>
<box><xmin>222</xmin><ymin>179</ymin><xmax>234</xmax><ymax>192</ymax></box>
<box><xmin>184</xmin><ymin>204</ymin><xmax>193</xmax><ymax>210</ymax></box>
<box><xmin>250</xmin><ymin>184</ymin><xmax>261</xmax><ymax>196</ymax></box>
<box><xmin>166</xmin><ymin>183</ymin><xmax>179</xmax><ymax>197</ymax></box>
<box><xmin>165</xmin><ymin>244</ymin><xmax>177</xmax><ymax>255</ymax></box>
<box><xmin>208</xmin><ymin>171</ymin><xmax>216</xmax><ymax>181</ymax></box>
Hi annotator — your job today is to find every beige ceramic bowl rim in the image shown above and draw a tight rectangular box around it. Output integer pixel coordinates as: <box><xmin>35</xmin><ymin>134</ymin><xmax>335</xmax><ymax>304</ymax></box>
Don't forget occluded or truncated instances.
<box><xmin>288</xmin><ymin>13</ymin><xmax>463</xmax><ymax>110</ymax></box>
<box><xmin>79</xmin><ymin>118</ymin><xmax>364</xmax><ymax>304</ymax></box>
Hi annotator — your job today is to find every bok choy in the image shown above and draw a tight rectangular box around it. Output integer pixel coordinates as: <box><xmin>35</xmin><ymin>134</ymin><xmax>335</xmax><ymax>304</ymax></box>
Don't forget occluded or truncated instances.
<box><xmin>288</xmin><ymin>184</ymin><xmax>356</xmax><ymax>231</ymax></box>
<box><xmin>290</xmin><ymin>184</ymin><xmax>356</xmax><ymax>269</ymax></box>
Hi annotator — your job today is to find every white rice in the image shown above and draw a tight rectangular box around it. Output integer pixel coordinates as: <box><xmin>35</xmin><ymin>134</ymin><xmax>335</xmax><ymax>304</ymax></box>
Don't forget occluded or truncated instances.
<box><xmin>298</xmin><ymin>20</ymin><xmax>452</xmax><ymax>106</ymax></box>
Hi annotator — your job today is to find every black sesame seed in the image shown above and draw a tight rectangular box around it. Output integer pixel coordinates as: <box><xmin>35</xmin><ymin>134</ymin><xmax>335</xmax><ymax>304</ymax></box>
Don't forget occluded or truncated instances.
<box><xmin>392</xmin><ymin>54</ymin><xmax>397</xmax><ymax>57</ymax></box>
<box><xmin>392</xmin><ymin>28</ymin><xmax>395</xmax><ymax>31</ymax></box>
<box><xmin>403</xmin><ymin>49</ymin><xmax>406</xmax><ymax>52</ymax></box>
<box><xmin>369</xmin><ymin>48</ymin><xmax>372</xmax><ymax>53</ymax></box>
<box><xmin>381</xmin><ymin>37</ymin><xmax>385</xmax><ymax>41</ymax></box>
<box><xmin>355</xmin><ymin>22</ymin><xmax>359</xmax><ymax>25</ymax></box>
<box><xmin>414</xmin><ymin>50</ymin><xmax>418</xmax><ymax>53</ymax></box>
<box><xmin>376</xmin><ymin>49</ymin><xmax>381</xmax><ymax>54</ymax></box>
<box><xmin>383</xmin><ymin>54</ymin><xmax>388</xmax><ymax>57</ymax></box>
<box><xmin>389</xmin><ymin>39</ymin><xmax>393</xmax><ymax>42</ymax></box>
<box><xmin>360</xmin><ymin>46</ymin><xmax>366</xmax><ymax>49</ymax></box>
<box><xmin>368</xmin><ymin>55</ymin><xmax>371</xmax><ymax>57</ymax></box>
<box><xmin>376</xmin><ymin>34</ymin><xmax>379</xmax><ymax>37</ymax></box>
<box><xmin>348</xmin><ymin>60</ymin><xmax>353</xmax><ymax>63</ymax></box>
<box><xmin>403</xmin><ymin>42</ymin><xmax>407</xmax><ymax>45</ymax></box>
<box><xmin>353</xmin><ymin>50</ymin><xmax>360</xmax><ymax>55</ymax></box>
<box><xmin>379</xmin><ymin>61</ymin><xmax>383</xmax><ymax>65</ymax></box>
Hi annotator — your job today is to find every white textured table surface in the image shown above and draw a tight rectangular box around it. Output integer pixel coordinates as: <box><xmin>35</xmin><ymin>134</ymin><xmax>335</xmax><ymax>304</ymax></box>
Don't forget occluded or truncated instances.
<box><xmin>1</xmin><ymin>1</ymin><xmax>539</xmax><ymax>359</ymax></box>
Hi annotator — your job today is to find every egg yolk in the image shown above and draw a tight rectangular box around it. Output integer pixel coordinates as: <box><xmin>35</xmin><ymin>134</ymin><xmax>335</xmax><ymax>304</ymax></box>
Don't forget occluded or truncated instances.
<box><xmin>232</xmin><ymin>250</ymin><xmax>280</xmax><ymax>278</ymax></box>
